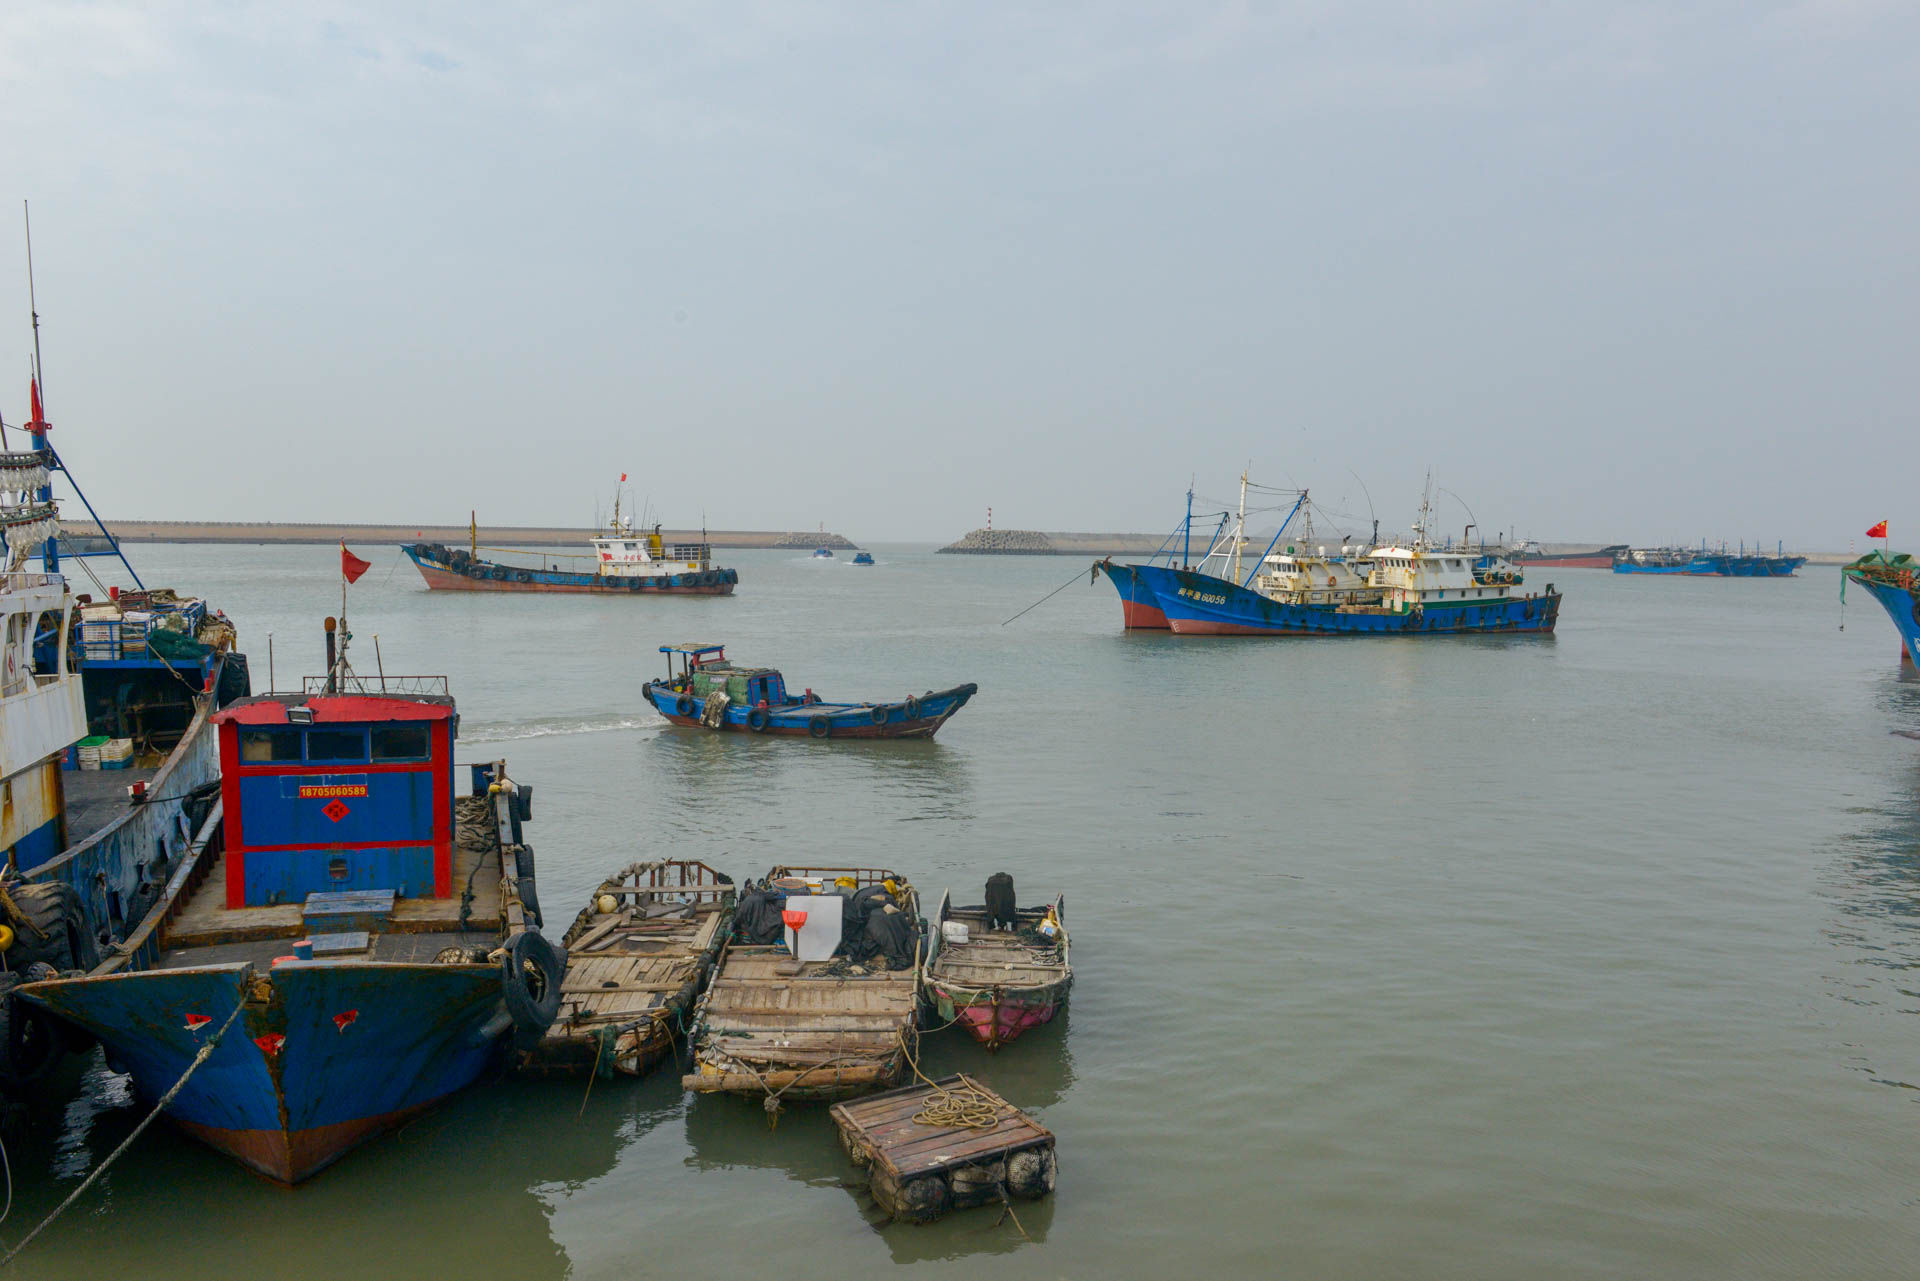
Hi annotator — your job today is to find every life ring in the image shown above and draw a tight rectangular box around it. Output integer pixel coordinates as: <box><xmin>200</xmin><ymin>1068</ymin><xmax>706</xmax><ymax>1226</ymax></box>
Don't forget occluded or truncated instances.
<box><xmin>809</xmin><ymin>715</ymin><xmax>831</xmax><ymax>739</ymax></box>
<box><xmin>903</xmin><ymin>696</ymin><xmax>923</xmax><ymax>720</ymax></box>
<box><xmin>747</xmin><ymin>707</ymin><xmax>770</xmax><ymax>733</ymax></box>
<box><xmin>499</xmin><ymin>931</ymin><xmax>565</xmax><ymax>1049</ymax></box>
<box><xmin>675</xmin><ymin>694</ymin><xmax>694</xmax><ymax>717</ymax></box>
<box><xmin>869</xmin><ymin>705</ymin><xmax>888</xmax><ymax>726</ymax></box>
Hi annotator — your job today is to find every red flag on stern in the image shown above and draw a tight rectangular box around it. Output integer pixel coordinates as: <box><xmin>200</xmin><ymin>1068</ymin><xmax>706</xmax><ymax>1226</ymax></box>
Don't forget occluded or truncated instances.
<box><xmin>1867</xmin><ymin>520</ymin><xmax>1889</xmax><ymax>540</ymax></box>
<box><xmin>341</xmin><ymin>543</ymin><xmax>372</xmax><ymax>584</ymax></box>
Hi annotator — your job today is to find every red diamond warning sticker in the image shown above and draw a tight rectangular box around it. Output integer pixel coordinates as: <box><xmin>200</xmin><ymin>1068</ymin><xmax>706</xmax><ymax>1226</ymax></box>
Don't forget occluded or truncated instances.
<box><xmin>321</xmin><ymin>798</ymin><xmax>351</xmax><ymax>822</ymax></box>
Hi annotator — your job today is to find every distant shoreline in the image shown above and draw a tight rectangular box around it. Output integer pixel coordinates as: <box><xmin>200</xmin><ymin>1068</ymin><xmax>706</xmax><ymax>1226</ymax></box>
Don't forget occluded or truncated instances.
<box><xmin>61</xmin><ymin>520</ymin><xmax>859</xmax><ymax>551</ymax></box>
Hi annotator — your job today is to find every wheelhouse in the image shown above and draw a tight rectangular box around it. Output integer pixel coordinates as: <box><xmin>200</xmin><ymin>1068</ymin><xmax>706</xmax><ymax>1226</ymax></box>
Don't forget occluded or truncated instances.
<box><xmin>215</xmin><ymin>692</ymin><xmax>458</xmax><ymax>907</ymax></box>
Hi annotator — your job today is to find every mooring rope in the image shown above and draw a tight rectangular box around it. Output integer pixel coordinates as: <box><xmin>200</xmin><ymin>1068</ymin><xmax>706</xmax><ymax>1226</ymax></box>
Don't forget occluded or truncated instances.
<box><xmin>1001</xmin><ymin>564</ymin><xmax>1096</xmax><ymax>627</ymax></box>
<box><xmin>898</xmin><ymin>1031</ymin><xmax>999</xmax><ymax>1130</ymax></box>
<box><xmin>0</xmin><ymin>977</ymin><xmax>251</xmax><ymax>1269</ymax></box>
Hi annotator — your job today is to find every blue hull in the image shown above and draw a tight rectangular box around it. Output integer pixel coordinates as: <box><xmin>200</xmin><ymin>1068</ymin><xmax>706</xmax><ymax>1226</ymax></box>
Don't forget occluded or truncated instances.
<box><xmin>21</xmin><ymin>960</ymin><xmax>505</xmax><ymax>1182</ymax></box>
<box><xmin>1615</xmin><ymin>555</ymin><xmax>1805</xmax><ymax>576</ymax></box>
<box><xmin>1850</xmin><ymin>574</ymin><xmax>1920</xmax><ymax>665</ymax></box>
<box><xmin>1132</xmin><ymin>565</ymin><xmax>1560</xmax><ymax>636</ymax></box>
<box><xmin>1095</xmin><ymin>560</ymin><xmax>1172</xmax><ymax>629</ymax></box>
<box><xmin>645</xmin><ymin>682</ymin><xmax>977</xmax><ymax>738</ymax></box>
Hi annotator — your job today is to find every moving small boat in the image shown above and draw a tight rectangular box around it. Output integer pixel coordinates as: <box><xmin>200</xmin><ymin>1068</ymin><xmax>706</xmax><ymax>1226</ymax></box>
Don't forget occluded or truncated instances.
<box><xmin>644</xmin><ymin>644</ymin><xmax>976</xmax><ymax>739</ymax></box>
<box><xmin>405</xmin><ymin>500</ymin><xmax>737</xmax><ymax>595</ymax></box>
<box><xmin>684</xmin><ymin>866</ymin><xmax>922</xmax><ymax>1107</ymax></box>
<box><xmin>925</xmin><ymin>878</ymin><xmax>1070</xmax><ymax>1050</ymax></box>
<box><xmin>851</xmin><ymin>551</ymin><xmax>875</xmax><ymax>566</ymax></box>
<box><xmin>522</xmin><ymin>860</ymin><xmax>734</xmax><ymax>1078</ymax></box>
<box><xmin>15</xmin><ymin>622</ymin><xmax>566</xmax><ymax>1182</ymax></box>
<box><xmin>813</xmin><ymin>547</ymin><xmax>835</xmax><ymax>559</ymax></box>
<box><xmin>1844</xmin><ymin>550</ymin><xmax>1920</xmax><ymax>665</ymax></box>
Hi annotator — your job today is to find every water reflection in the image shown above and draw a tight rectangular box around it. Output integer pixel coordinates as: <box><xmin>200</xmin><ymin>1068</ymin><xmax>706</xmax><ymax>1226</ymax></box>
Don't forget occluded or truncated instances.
<box><xmin>1821</xmin><ymin>761</ymin><xmax>1920</xmax><ymax>1095</ymax></box>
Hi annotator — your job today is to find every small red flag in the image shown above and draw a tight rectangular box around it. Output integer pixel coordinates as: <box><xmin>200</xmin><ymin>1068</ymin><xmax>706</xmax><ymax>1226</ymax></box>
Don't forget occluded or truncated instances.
<box><xmin>341</xmin><ymin>543</ymin><xmax>371</xmax><ymax>583</ymax></box>
<box><xmin>27</xmin><ymin>377</ymin><xmax>45</xmax><ymax>428</ymax></box>
<box><xmin>1867</xmin><ymin>520</ymin><xmax>1889</xmax><ymax>540</ymax></box>
<box><xmin>620</xmin><ymin>472</ymin><xmax>628</xmax><ymax>482</ymax></box>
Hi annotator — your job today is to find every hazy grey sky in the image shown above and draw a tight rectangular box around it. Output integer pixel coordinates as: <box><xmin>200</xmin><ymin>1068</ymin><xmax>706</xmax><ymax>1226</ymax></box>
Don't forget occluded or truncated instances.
<box><xmin>2</xmin><ymin>2</ymin><xmax>1914</xmax><ymax>547</ymax></box>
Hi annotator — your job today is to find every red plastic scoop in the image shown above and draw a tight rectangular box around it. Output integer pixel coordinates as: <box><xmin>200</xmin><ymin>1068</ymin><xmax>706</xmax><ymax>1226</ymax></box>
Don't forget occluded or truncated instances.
<box><xmin>782</xmin><ymin>908</ymin><xmax>808</xmax><ymax>931</ymax></box>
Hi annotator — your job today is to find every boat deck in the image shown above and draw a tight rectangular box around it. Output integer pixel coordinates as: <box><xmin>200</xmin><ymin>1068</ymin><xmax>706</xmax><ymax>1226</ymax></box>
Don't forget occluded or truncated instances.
<box><xmin>928</xmin><ymin>926</ymin><xmax>1067</xmax><ymax>990</ymax></box>
<box><xmin>163</xmin><ymin>803</ymin><xmax>505</xmax><ymax>949</ymax></box>
<box><xmin>63</xmin><ymin>767</ymin><xmax>162</xmax><ymax>848</ymax></box>
<box><xmin>152</xmin><ymin>928</ymin><xmax>486</xmax><ymax>971</ymax></box>
<box><xmin>685</xmin><ymin>944</ymin><xmax>920</xmax><ymax>1099</ymax></box>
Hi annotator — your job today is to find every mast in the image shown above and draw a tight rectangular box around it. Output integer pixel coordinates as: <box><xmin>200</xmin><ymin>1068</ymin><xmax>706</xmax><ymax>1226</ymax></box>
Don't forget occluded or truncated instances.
<box><xmin>469</xmin><ymin>509</ymin><xmax>477</xmax><ymax>556</ymax></box>
<box><xmin>24</xmin><ymin>201</ymin><xmax>56</xmax><ymax>573</ymax></box>
<box><xmin>1232</xmin><ymin>470</ymin><xmax>1247</xmax><ymax>584</ymax></box>
<box><xmin>1184</xmin><ymin>483</ymin><xmax>1193</xmax><ymax>569</ymax></box>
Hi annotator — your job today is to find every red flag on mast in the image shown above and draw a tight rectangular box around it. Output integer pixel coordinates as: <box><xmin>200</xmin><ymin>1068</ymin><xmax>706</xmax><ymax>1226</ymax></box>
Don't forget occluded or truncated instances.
<box><xmin>1867</xmin><ymin>520</ymin><xmax>1889</xmax><ymax>540</ymax></box>
<box><xmin>341</xmin><ymin>543</ymin><xmax>371</xmax><ymax>584</ymax></box>
<box><xmin>620</xmin><ymin>472</ymin><xmax>628</xmax><ymax>482</ymax></box>
<box><xmin>27</xmin><ymin>377</ymin><xmax>46</xmax><ymax>429</ymax></box>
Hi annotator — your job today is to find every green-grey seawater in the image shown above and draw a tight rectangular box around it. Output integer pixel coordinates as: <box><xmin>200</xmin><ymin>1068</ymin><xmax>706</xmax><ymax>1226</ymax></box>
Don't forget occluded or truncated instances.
<box><xmin>6</xmin><ymin>544</ymin><xmax>1919</xmax><ymax>1279</ymax></box>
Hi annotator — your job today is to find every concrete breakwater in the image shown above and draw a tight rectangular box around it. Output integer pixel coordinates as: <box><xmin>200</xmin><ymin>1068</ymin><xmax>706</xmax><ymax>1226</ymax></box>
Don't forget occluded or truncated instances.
<box><xmin>62</xmin><ymin>521</ymin><xmax>859</xmax><ymax>551</ymax></box>
<box><xmin>937</xmin><ymin>529</ymin><xmax>1183</xmax><ymax>556</ymax></box>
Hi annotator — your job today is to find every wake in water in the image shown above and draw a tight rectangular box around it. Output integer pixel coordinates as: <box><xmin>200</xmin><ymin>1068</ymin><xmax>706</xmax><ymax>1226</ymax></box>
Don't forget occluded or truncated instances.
<box><xmin>461</xmin><ymin>712</ymin><xmax>661</xmax><ymax>743</ymax></box>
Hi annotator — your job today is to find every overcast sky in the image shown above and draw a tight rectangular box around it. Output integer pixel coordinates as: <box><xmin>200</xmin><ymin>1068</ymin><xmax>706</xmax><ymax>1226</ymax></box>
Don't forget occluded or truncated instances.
<box><xmin>1</xmin><ymin>2</ymin><xmax>1914</xmax><ymax>547</ymax></box>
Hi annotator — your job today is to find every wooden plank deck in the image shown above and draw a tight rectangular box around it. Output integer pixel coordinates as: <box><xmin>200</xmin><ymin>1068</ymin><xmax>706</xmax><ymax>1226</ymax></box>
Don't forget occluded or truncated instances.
<box><xmin>831</xmin><ymin>1074</ymin><xmax>1057</xmax><ymax>1222</ymax></box>
<box><xmin>165</xmin><ymin>826</ymin><xmax>504</xmax><ymax>948</ymax></box>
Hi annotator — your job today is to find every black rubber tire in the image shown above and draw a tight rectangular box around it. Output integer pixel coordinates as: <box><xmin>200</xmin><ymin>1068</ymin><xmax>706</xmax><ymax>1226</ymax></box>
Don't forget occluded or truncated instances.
<box><xmin>675</xmin><ymin>694</ymin><xmax>694</xmax><ymax>717</ymax></box>
<box><xmin>518</xmin><ymin>874</ymin><xmax>543</xmax><ymax>929</ymax></box>
<box><xmin>514</xmin><ymin>784</ymin><xmax>532</xmax><ymax>822</ymax></box>
<box><xmin>869</xmin><ymin>705</ymin><xmax>888</xmax><ymax>726</ymax></box>
<box><xmin>513</xmin><ymin>570</ymin><xmax>532</xmax><ymax>584</ymax></box>
<box><xmin>500</xmin><ymin>931</ymin><xmax>565</xmax><ymax>1048</ymax></box>
<box><xmin>808</xmin><ymin>715</ymin><xmax>831</xmax><ymax>739</ymax></box>
<box><xmin>903</xmin><ymin>696</ymin><xmax>922</xmax><ymax>720</ymax></box>
<box><xmin>747</xmin><ymin>707</ymin><xmax>770</xmax><ymax>733</ymax></box>
<box><xmin>217</xmin><ymin>651</ymin><xmax>252</xmax><ymax>705</ymax></box>
<box><xmin>0</xmin><ymin>992</ymin><xmax>64</xmax><ymax>1089</ymax></box>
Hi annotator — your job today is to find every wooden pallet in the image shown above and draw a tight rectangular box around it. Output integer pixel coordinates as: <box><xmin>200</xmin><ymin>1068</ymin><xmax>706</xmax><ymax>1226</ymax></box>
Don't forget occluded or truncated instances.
<box><xmin>830</xmin><ymin>1074</ymin><xmax>1056</xmax><ymax>1223</ymax></box>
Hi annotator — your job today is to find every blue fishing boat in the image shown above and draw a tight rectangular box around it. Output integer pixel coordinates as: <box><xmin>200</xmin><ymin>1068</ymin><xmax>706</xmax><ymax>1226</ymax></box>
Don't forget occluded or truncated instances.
<box><xmin>16</xmin><ymin>620</ymin><xmax>565</xmax><ymax>1182</ymax></box>
<box><xmin>851</xmin><ymin>551</ymin><xmax>875</xmax><ymax>566</ymax></box>
<box><xmin>644</xmin><ymin>644</ymin><xmax>976</xmax><ymax>738</ymax></box>
<box><xmin>813</xmin><ymin>547</ymin><xmax>835</xmax><ymax>559</ymax></box>
<box><xmin>1613</xmin><ymin>542</ymin><xmax>1805</xmax><ymax>576</ymax></box>
<box><xmin>1097</xmin><ymin>478</ymin><xmax>1559</xmax><ymax>637</ymax></box>
<box><xmin>1843</xmin><ymin>551</ymin><xmax>1920</xmax><ymax>665</ymax></box>
<box><xmin>2</xmin><ymin>267</ymin><xmax>254</xmax><ymax>1092</ymax></box>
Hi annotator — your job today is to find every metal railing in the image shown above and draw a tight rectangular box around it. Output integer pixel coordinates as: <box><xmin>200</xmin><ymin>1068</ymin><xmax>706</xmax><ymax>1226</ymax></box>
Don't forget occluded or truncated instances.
<box><xmin>299</xmin><ymin>673</ymin><xmax>450</xmax><ymax>696</ymax></box>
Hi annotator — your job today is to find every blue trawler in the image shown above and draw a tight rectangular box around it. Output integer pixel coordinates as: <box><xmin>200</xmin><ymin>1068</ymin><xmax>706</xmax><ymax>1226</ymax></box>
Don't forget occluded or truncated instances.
<box><xmin>1096</xmin><ymin>478</ymin><xmax>1560</xmax><ymax>637</ymax></box>
<box><xmin>1843</xmin><ymin>551</ymin><xmax>1920</xmax><ymax>665</ymax></box>
<box><xmin>16</xmin><ymin>621</ymin><xmax>565</xmax><ymax>1182</ymax></box>
<box><xmin>1613</xmin><ymin>542</ymin><xmax>1805</xmax><ymax>576</ymax></box>
<box><xmin>645</xmin><ymin>644</ymin><xmax>976</xmax><ymax>738</ymax></box>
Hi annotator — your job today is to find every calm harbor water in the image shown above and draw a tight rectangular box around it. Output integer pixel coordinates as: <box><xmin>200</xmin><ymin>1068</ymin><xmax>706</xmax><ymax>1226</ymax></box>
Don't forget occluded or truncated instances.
<box><xmin>7</xmin><ymin>543</ymin><xmax>1920</xmax><ymax>1278</ymax></box>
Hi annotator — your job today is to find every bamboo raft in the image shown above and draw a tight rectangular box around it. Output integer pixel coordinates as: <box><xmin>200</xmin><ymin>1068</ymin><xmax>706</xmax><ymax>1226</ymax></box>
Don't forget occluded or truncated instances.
<box><xmin>519</xmin><ymin>860</ymin><xmax>734</xmax><ymax>1078</ymax></box>
<box><xmin>831</xmin><ymin>1074</ymin><xmax>1057</xmax><ymax>1224</ymax></box>
<box><xmin>682</xmin><ymin>865</ymin><xmax>923</xmax><ymax>1106</ymax></box>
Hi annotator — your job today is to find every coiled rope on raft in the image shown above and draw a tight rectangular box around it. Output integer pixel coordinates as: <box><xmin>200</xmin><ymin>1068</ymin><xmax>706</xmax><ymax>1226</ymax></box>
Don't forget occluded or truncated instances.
<box><xmin>0</xmin><ymin>975</ymin><xmax>252</xmax><ymax>1269</ymax></box>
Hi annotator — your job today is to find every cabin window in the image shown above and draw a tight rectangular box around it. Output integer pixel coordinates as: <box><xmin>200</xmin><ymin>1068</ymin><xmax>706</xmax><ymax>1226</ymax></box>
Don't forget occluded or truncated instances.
<box><xmin>372</xmin><ymin>725</ymin><xmax>431</xmax><ymax>761</ymax></box>
<box><xmin>240</xmin><ymin>729</ymin><xmax>303</xmax><ymax>762</ymax></box>
<box><xmin>304</xmin><ymin>728</ymin><xmax>369</xmax><ymax>763</ymax></box>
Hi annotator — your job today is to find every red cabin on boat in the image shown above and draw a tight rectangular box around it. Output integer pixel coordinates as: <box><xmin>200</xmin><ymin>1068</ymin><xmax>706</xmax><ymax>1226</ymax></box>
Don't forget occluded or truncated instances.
<box><xmin>213</xmin><ymin>693</ymin><xmax>458</xmax><ymax>909</ymax></box>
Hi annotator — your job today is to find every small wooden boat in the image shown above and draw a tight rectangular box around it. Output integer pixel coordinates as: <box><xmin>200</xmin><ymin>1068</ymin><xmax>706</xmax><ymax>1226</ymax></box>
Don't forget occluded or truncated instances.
<box><xmin>522</xmin><ymin>860</ymin><xmax>734</xmax><ymax>1078</ymax></box>
<box><xmin>683</xmin><ymin>865</ymin><xmax>923</xmax><ymax>1108</ymax></box>
<box><xmin>645</xmin><ymin>644</ymin><xmax>975</xmax><ymax>739</ymax></box>
<box><xmin>925</xmin><ymin>882</ymin><xmax>1070</xmax><ymax>1050</ymax></box>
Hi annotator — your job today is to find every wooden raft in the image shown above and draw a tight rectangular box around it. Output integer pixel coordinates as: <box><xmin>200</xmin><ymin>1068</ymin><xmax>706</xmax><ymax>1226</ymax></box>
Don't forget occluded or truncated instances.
<box><xmin>830</xmin><ymin>1074</ymin><xmax>1057</xmax><ymax>1224</ymax></box>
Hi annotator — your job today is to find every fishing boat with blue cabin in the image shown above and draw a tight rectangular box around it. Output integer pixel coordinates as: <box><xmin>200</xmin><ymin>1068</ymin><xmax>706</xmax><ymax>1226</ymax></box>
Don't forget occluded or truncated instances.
<box><xmin>1842</xmin><ymin>524</ymin><xmax>1920</xmax><ymax>665</ymax></box>
<box><xmin>16</xmin><ymin>612</ymin><xmax>565</xmax><ymax>1182</ymax></box>
<box><xmin>851</xmin><ymin>551</ymin><xmax>875</xmax><ymax>566</ymax></box>
<box><xmin>1614</xmin><ymin>542</ymin><xmax>1805</xmax><ymax>576</ymax></box>
<box><xmin>1094</xmin><ymin>476</ymin><xmax>1560</xmax><ymax>637</ymax></box>
<box><xmin>645</xmin><ymin>644</ymin><xmax>976</xmax><ymax>739</ymax></box>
